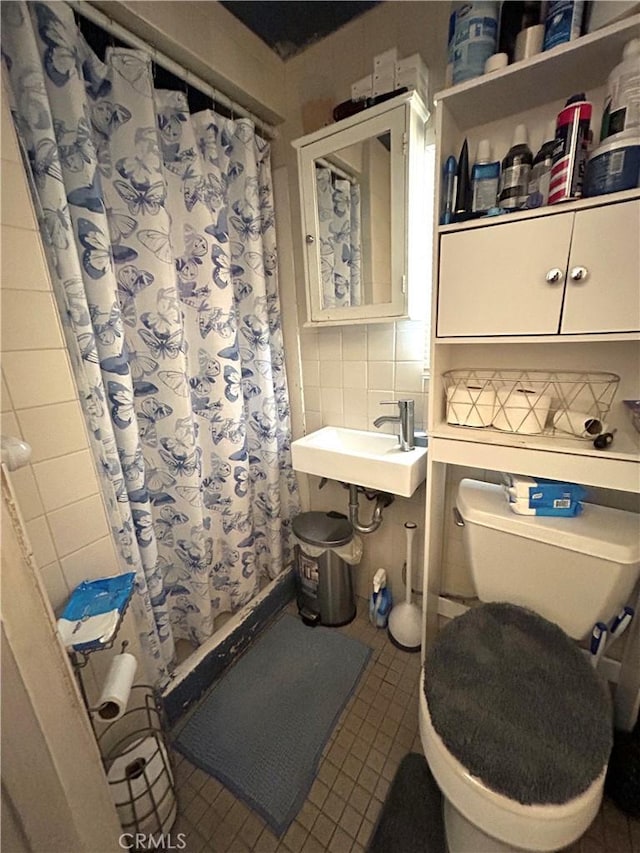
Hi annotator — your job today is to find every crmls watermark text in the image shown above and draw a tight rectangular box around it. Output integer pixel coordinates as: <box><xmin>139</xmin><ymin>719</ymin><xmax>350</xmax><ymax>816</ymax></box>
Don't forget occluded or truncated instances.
<box><xmin>119</xmin><ymin>833</ymin><xmax>187</xmax><ymax>850</ymax></box>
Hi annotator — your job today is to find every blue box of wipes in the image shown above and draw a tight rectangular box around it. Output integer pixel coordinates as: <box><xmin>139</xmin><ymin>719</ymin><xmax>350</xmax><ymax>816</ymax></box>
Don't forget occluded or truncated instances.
<box><xmin>503</xmin><ymin>473</ymin><xmax>586</xmax><ymax>508</ymax></box>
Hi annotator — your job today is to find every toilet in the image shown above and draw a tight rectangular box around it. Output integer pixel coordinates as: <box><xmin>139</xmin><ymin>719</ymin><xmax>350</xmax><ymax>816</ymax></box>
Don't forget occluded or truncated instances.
<box><xmin>420</xmin><ymin>478</ymin><xmax>640</xmax><ymax>853</ymax></box>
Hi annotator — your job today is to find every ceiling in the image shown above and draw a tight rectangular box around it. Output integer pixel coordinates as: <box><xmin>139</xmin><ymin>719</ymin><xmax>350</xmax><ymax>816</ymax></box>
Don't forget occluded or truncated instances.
<box><xmin>220</xmin><ymin>1</ymin><xmax>381</xmax><ymax>60</ymax></box>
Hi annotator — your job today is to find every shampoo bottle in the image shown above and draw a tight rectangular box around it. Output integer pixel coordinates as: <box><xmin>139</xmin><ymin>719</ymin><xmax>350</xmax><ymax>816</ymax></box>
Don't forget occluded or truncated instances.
<box><xmin>498</xmin><ymin>124</ymin><xmax>533</xmax><ymax>209</ymax></box>
<box><xmin>471</xmin><ymin>139</ymin><xmax>500</xmax><ymax>213</ymax></box>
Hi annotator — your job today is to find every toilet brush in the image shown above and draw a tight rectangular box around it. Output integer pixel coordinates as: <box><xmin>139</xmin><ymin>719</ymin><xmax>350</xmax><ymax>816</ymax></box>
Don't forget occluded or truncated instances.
<box><xmin>388</xmin><ymin>522</ymin><xmax>422</xmax><ymax>652</ymax></box>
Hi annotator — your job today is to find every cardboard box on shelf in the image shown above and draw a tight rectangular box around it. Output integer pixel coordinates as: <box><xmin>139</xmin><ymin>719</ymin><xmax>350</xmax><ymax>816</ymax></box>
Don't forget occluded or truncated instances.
<box><xmin>351</xmin><ymin>75</ymin><xmax>373</xmax><ymax>101</ymax></box>
<box><xmin>373</xmin><ymin>47</ymin><xmax>398</xmax><ymax>72</ymax></box>
<box><xmin>373</xmin><ymin>69</ymin><xmax>396</xmax><ymax>98</ymax></box>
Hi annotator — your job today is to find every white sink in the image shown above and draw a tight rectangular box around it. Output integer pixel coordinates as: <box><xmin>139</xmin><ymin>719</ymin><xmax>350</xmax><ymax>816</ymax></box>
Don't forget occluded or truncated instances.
<box><xmin>291</xmin><ymin>426</ymin><xmax>428</xmax><ymax>498</ymax></box>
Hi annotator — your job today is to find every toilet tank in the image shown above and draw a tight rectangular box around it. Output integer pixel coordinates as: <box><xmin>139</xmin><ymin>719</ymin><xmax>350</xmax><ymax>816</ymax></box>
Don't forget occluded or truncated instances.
<box><xmin>457</xmin><ymin>479</ymin><xmax>640</xmax><ymax>639</ymax></box>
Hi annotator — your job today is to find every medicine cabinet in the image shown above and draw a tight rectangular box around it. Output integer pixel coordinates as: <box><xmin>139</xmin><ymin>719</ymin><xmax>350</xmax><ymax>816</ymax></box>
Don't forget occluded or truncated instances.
<box><xmin>292</xmin><ymin>91</ymin><xmax>431</xmax><ymax>326</ymax></box>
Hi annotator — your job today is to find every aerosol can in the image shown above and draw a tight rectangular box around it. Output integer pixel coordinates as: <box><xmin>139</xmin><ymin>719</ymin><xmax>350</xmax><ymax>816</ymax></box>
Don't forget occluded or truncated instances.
<box><xmin>369</xmin><ymin>569</ymin><xmax>392</xmax><ymax>629</ymax></box>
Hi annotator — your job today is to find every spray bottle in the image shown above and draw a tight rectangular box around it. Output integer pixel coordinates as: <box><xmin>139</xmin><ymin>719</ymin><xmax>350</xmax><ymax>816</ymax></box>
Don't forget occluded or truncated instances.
<box><xmin>369</xmin><ymin>568</ymin><xmax>392</xmax><ymax>629</ymax></box>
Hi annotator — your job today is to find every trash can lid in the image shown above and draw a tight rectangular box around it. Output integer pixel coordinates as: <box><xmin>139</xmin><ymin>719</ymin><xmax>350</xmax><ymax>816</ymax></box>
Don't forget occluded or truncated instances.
<box><xmin>292</xmin><ymin>511</ymin><xmax>353</xmax><ymax>547</ymax></box>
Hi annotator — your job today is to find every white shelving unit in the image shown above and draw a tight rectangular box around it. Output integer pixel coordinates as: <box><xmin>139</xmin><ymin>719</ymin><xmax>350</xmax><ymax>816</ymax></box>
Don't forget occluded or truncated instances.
<box><xmin>422</xmin><ymin>14</ymin><xmax>640</xmax><ymax>650</ymax></box>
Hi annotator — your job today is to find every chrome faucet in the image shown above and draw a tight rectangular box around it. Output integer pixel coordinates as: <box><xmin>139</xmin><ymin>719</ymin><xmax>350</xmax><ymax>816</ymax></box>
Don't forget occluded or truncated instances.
<box><xmin>373</xmin><ymin>399</ymin><xmax>415</xmax><ymax>451</ymax></box>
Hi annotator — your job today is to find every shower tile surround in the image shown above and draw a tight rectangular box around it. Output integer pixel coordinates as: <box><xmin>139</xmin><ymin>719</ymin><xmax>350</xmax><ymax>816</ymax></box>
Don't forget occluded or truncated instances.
<box><xmin>169</xmin><ymin>602</ymin><xmax>640</xmax><ymax>853</ymax></box>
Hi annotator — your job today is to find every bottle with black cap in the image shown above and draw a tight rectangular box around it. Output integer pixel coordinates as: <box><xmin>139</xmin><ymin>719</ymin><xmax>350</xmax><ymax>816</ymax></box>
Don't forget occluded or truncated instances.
<box><xmin>454</xmin><ymin>138</ymin><xmax>471</xmax><ymax>219</ymax></box>
<box><xmin>498</xmin><ymin>124</ymin><xmax>533</xmax><ymax>210</ymax></box>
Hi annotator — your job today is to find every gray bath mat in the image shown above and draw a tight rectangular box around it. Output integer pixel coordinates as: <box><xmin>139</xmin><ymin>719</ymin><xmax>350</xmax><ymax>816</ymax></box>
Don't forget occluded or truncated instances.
<box><xmin>367</xmin><ymin>753</ymin><xmax>446</xmax><ymax>853</ymax></box>
<box><xmin>173</xmin><ymin>613</ymin><xmax>371</xmax><ymax>835</ymax></box>
<box><xmin>424</xmin><ymin>602</ymin><xmax>613</xmax><ymax>806</ymax></box>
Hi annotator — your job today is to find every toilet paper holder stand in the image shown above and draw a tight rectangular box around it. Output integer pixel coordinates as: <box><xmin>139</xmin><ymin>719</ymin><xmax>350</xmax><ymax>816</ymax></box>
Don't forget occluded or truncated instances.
<box><xmin>67</xmin><ymin>587</ymin><xmax>133</xmax><ymax>728</ymax></box>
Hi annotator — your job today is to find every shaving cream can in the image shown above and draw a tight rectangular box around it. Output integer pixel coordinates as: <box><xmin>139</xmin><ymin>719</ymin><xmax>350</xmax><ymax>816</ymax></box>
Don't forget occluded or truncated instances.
<box><xmin>549</xmin><ymin>94</ymin><xmax>592</xmax><ymax>204</ymax></box>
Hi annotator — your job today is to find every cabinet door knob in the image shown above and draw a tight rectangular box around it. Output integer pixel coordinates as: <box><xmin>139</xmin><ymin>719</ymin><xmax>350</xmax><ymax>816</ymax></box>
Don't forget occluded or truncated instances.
<box><xmin>305</xmin><ymin>234</ymin><xmax>315</xmax><ymax>244</ymax></box>
<box><xmin>570</xmin><ymin>266</ymin><xmax>588</xmax><ymax>282</ymax></box>
<box><xmin>545</xmin><ymin>268</ymin><xmax>564</xmax><ymax>284</ymax></box>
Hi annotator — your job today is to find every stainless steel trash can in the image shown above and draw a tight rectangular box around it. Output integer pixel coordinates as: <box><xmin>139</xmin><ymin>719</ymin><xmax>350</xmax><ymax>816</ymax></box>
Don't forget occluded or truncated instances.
<box><xmin>293</xmin><ymin>511</ymin><xmax>357</xmax><ymax>627</ymax></box>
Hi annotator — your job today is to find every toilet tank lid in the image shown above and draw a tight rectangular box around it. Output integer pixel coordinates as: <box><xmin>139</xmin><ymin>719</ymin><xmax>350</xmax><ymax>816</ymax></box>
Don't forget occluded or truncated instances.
<box><xmin>457</xmin><ymin>479</ymin><xmax>640</xmax><ymax>565</ymax></box>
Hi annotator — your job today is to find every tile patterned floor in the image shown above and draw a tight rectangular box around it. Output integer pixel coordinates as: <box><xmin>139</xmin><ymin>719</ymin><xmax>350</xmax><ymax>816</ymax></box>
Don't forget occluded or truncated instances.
<box><xmin>169</xmin><ymin>601</ymin><xmax>639</xmax><ymax>853</ymax></box>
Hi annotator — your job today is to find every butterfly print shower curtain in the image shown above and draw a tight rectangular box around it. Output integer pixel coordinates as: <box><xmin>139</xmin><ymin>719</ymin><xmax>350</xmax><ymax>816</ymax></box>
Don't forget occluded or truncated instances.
<box><xmin>2</xmin><ymin>1</ymin><xmax>300</xmax><ymax>683</ymax></box>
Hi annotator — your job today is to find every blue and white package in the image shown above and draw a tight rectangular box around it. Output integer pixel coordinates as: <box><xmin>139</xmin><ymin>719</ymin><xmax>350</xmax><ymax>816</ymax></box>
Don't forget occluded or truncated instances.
<box><xmin>452</xmin><ymin>1</ymin><xmax>499</xmax><ymax>85</ymax></box>
<box><xmin>57</xmin><ymin>572</ymin><xmax>136</xmax><ymax>652</ymax></box>
<box><xmin>502</xmin><ymin>473</ymin><xmax>586</xmax><ymax>510</ymax></box>
<box><xmin>508</xmin><ymin>496</ymin><xmax>583</xmax><ymax>517</ymax></box>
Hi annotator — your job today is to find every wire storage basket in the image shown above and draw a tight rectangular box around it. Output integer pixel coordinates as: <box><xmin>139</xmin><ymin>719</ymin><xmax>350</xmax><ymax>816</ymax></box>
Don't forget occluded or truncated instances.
<box><xmin>98</xmin><ymin>685</ymin><xmax>177</xmax><ymax>841</ymax></box>
<box><xmin>443</xmin><ymin>369</ymin><xmax>620</xmax><ymax>438</ymax></box>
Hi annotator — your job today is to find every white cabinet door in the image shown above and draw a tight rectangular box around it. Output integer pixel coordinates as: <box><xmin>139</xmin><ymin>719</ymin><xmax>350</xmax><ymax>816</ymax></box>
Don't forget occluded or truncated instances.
<box><xmin>437</xmin><ymin>214</ymin><xmax>573</xmax><ymax>336</ymax></box>
<box><xmin>561</xmin><ymin>200</ymin><xmax>640</xmax><ymax>334</ymax></box>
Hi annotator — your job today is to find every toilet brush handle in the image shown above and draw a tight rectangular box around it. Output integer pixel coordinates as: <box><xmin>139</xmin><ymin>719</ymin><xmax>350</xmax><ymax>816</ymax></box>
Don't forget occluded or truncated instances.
<box><xmin>404</xmin><ymin>522</ymin><xmax>417</xmax><ymax>605</ymax></box>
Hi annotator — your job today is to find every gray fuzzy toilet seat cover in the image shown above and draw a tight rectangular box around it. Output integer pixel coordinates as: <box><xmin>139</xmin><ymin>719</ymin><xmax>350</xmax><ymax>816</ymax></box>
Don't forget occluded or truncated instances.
<box><xmin>424</xmin><ymin>602</ymin><xmax>613</xmax><ymax>806</ymax></box>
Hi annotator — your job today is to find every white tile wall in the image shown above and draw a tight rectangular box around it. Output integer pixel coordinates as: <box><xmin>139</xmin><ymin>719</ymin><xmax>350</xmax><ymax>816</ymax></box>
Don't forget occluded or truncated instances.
<box><xmin>59</xmin><ymin>535</ymin><xmax>120</xmax><ymax>594</ymax></box>
<box><xmin>16</xmin><ymin>400</ymin><xmax>88</xmax><ymax>462</ymax></box>
<box><xmin>32</xmin><ymin>450</ymin><xmax>100</xmax><ymax>513</ymax></box>
<box><xmin>2</xmin><ymin>350</ymin><xmax>77</xmax><ymax>409</ymax></box>
<box><xmin>299</xmin><ymin>323</ymin><xmax>428</xmax><ymax>435</ymax></box>
<box><xmin>1</xmin><ymin>290</ymin><xmax>65</xmax><ymax>350</ymax></box>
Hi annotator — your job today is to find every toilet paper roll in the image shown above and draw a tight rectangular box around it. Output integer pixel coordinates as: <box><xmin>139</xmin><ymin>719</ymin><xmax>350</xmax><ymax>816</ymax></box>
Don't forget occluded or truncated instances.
<box><xmin>484</xmin><ymin>52</ymin><xmax>508</xmax><ymax>74</ymax></box>
<box><xmin>446</xmin><ymin>385</ymin><xmax>495</xmax><ymax>427</ymax></box>
<box><xmin>493</xmin><ymin>387</ymin><xmax>551</xmax><ymax>434</ymax></box>
<box><xmin>553</xmin><ymin>410</ymin><xmax>608</xmax><ymax>438</ymax></box>
<box><xmin>514</xmin><ymin>25</ymin><xmax>544</xmax><ymax>61</ymax></box>
<box><xmin>95</xmin><ymin>652</ymin><xmax>137</xmax><ymax>721</ymax></box>
<box><xmin>107</xmin><ymin>735</ymin><xmax>177</xmax><ymax>834</ymax></box>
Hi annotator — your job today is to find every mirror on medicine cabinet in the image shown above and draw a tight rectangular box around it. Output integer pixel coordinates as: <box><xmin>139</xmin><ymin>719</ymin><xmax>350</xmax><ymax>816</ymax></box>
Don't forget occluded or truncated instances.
<box><xmin>292</xmin><ymin>91</ymin><xmax>432</xmax><ymax>326</ymax></box>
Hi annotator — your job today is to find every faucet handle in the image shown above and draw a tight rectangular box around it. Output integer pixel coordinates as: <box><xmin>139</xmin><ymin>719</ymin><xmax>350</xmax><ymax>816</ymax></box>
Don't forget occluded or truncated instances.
<box><xmin>380</xmin><ymin>399</ymin><xmax>414</xmax><ymax>410</ymax></box>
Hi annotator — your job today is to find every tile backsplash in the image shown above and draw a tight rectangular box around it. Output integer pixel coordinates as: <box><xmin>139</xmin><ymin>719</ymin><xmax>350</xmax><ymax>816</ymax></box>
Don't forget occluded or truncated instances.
<box><xmin>301</xmin><ymin>322</ymin><xmax>428</xmax><ymax>434</ymax></box>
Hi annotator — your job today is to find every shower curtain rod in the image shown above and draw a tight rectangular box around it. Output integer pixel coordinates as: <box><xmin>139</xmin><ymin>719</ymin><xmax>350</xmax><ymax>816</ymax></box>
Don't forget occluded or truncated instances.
<box><xmin>316</xmin><ymin>157</ymin><xmax>357</xmax><ymax>184</ymax></box>
<box><xmin>68</xmin><ymin>0</ymin><xmax>278</xmax><ymax>140</ymax></box>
